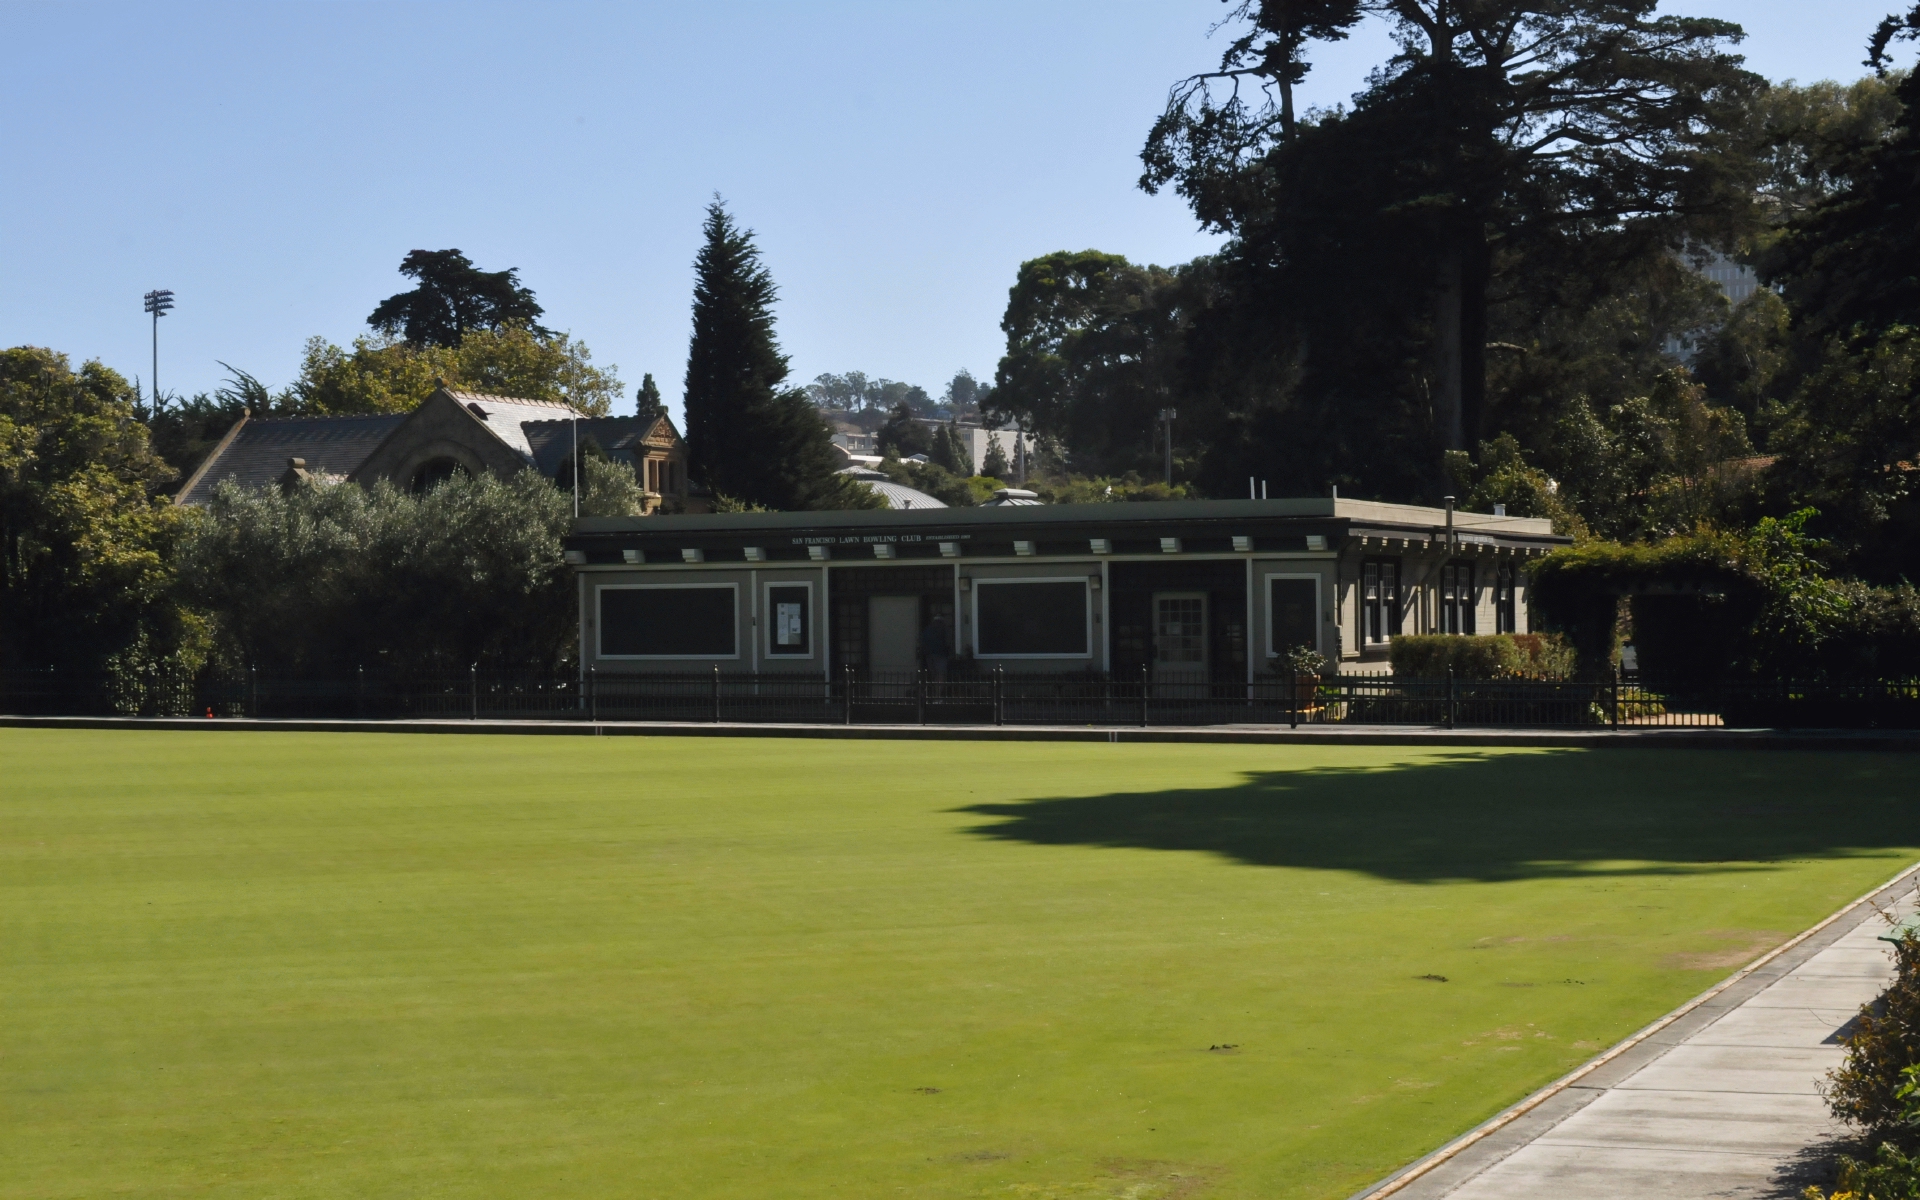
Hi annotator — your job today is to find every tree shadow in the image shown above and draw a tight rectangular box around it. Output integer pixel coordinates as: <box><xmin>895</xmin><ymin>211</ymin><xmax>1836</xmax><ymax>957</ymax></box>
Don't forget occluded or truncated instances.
<box><xmin>956</xmin><ymin>750</ymin><xmax>1920</xmax><ymax>884</ymax></box>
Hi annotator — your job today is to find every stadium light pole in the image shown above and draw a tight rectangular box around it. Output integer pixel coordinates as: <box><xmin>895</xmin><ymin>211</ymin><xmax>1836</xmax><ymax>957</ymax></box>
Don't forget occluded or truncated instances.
<box><xmin>143</xmin><ymin>289</ymin><xmax>174</xmax><ymax>411</ymax></box>
<box><xmin>1159</xmin><ymin>406</ymin><xmax>1178</xmax><ymax>485</ymax></box>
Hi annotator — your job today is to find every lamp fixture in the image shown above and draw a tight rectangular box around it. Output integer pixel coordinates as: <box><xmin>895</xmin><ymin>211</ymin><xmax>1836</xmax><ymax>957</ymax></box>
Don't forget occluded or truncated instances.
<box><xmin>1159</xmin><ymin>537</ymin><xmax>1181</xmax><ymax>554</ymax></box>
<box><xmin>744</xmin><ymin>547</ymin><xmax>766</xmax><ymax>563</ymax></box>
<box><xmin>681</xmin><ymin>548</ymin><xmax>705</xmax><ymax>564</ymax></box>
<box><xmin>622</xmin><ymin>549</ymin><xmax>644</xmax><ymax>564</ymax></box>
<box><xmin>938</xmin><ymin>542</ymin><xmax>961</xmax><ymax>558</ymax></box>
<box><xmin>873</xmin><ymin>544</ymin><xmax>896</xmax><ymax>559</ymax></box>
<box><xmin>808</xmin><ymin>545</ymin><xmax>831</xmax><ymax>561</ymax></box>
<box><xmin>1088</xmin><ymin>538</ymin><xmax>1111</xmax><ymax>554</ymax></box>
<box><xmin>1014</xmin><ymin>540</ymin><xmax>1035</xmax><ymax>557</ymax></box>
<box><xmin>1232</xmin><ymin>535</ymin><xmax>1252</xmax><ymax>552</ymax></box>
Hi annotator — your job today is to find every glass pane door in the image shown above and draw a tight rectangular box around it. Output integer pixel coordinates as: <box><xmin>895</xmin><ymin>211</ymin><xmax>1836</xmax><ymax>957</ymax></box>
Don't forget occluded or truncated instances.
<box><xmin>1153</xmin><ymin>592</ymin><xmax>1208</xmax><ymax>687</ymax></box>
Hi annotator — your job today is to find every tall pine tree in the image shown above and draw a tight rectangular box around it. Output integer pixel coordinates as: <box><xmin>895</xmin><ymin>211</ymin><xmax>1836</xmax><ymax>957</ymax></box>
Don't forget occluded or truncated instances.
<box><xmin>635</xmin><ymin>373</ymin><xmax>666</xmax><ymax>419</ymax></box>
<box><xmin>682</xmin><ymin>200</ymin><xmax>875</xmax><ymax>510</ymax></box>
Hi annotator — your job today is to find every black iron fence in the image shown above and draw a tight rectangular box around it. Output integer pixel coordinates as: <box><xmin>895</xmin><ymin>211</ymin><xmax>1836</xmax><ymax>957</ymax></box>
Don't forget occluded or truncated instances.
<box><xmin>4</xmin><ymin>666</ymin><xmax>1918</xmax><ymax>730</ymax></box>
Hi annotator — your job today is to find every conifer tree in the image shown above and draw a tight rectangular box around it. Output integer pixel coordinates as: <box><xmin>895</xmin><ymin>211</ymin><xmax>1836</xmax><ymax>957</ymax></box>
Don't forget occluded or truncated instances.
<box><xmin>636</xmin><ymin>373</ymin><xmax>666</xmax><ymax>419</ymax></box>
<box><xmin>682</xmin><ymin>200</ymin><xmax>875</xmax><ymax>510</ymax></box>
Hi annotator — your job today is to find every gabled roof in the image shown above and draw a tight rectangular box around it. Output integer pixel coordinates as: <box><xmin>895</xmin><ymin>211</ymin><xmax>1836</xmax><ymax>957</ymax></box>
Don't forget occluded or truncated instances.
<box><xmin>175</xmin><ymin>413</ymin><xmax>405</xmax><ymax>505</ymax></box>
<box><xmin>444</xmin><ymin>391</ymin><xmax>584</xmax><ymax>461</ymax></box>
<box><xmin>522</xmin><ymin>415</ymin><xmax>679</xmax><ymax>476</ymax></box>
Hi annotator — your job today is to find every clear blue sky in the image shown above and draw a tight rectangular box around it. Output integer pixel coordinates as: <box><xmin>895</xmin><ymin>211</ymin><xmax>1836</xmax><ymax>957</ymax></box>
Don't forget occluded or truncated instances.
<box><xmin>0</xmin><ymin>1</ymin><xmax>1900</xmax><ymax>422</ymax></box>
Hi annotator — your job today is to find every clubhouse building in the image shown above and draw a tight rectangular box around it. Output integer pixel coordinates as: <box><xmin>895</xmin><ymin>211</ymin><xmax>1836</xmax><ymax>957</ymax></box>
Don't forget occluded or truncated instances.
<box><xmin>563</xmin><ymin>498</ymin><xmax>1568</xmax><ymax>679</ymax></box>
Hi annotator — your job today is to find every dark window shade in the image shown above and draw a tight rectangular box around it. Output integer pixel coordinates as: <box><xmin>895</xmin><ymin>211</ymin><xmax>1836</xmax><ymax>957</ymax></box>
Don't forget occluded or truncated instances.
<box><xmin>1271</xmin><ymin>578</ymin><xmax>1317</xmax><ymax>654</ymax></box>
<box><xmin>767</xmin><ymin>585</ymin><xmax>810</xmax><ymax>656</ymax></box>
<box><xmin>977</xmin><ymin>581</ymin><xmax>1087</xmax><ymax>655</ymax></box>
<box><xmin>600</xmin><ymin>587</ymin><xmax>736</xmax><ymax>656</ymax></box>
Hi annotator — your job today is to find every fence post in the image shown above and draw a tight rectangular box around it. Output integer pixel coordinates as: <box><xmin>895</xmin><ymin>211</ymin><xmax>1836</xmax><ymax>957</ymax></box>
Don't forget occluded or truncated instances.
<box><xmin>1140</xmin><ymin>665</ymin><xmax>1150</xmax><ymax>728</ymax></box>
<box><xmin>470</xmin><ymin>663</ymin><xmax>478</xmax><ymax>720</ymax></box>
<box><xmin>712</xmin><ymin>663</ymin><xmax>722</xmax><ymax>723</ymax></box>
<box><xmin>590</xmin><ymin>665</ymin><xmax>598</xmax><ymax>723</ymax></box>
<box><xmin>1610</xmin><ymin>664</ymin><xmax>1620</xmax><ymax>732</ymax></box>
<box><xmin>843</xmin><ymin>665</ymin><xmax>854</xmax><ymax>725</ymax></box>
<box><xmin>1290</xmin><ymin>673</ymin><xmax>1299</xmax><ymax>731</ymax></box>
<box><xmin>1445</xmin><ymin>666</ymin><xmax>1455</xmax><ymax>730</ymax></box>
<box><xmin>356</xmin><ymin>664</ymin><xmax>365</xmax><ymax>719</ymax></box>
<box><xmin>993</xmin><ymin>667</ymin><xmax>1004</xmax><ymax>727</ymax></box>
<box><xmin>249</xmin><ymin>665</ymin><xmax>258</xmax><ymax>719</ymax></box>
<box><xmin>917</xmin><ymin>669</ymin><xmax>926</xmax><ymax>725</ymax></box>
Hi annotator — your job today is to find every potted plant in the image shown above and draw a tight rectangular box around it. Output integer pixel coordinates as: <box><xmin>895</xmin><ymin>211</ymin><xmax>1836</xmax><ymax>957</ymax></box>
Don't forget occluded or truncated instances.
<box><xmin>1274</xmin><ymin>645</ymin><xmax>1328</xmax><ymax>706</ymax></box>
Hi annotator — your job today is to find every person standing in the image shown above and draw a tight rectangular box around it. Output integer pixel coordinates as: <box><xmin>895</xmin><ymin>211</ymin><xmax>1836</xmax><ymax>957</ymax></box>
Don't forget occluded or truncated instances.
<box><xmin>920</xmin><ymin>613</ymin><xmax>951</xmax><ymax>682</ymax></box>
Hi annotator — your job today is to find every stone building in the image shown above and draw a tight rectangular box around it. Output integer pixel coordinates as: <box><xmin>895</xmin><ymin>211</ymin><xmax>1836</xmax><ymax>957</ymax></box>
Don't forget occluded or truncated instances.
<box><xmin>174</xmin><ymin>387</ymin><xmax>692</xmax><ymax>513</ymax></box>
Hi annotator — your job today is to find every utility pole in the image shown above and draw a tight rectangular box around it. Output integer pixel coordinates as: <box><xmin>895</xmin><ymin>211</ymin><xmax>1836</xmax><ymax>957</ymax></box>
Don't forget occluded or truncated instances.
<box><xmin>1159</xmin><ymin>407</ymin><xmax>1178</xmax><ymax>485</ymax></box>
<box><xmin>571</xmin><ymin>410</ymin><xmax>580</xmax><ymax>518</ymax></box>
<box><xmin>142</xmin><ymin>289</ymin><xmax>174</xmax><ymax>412</ymax></box>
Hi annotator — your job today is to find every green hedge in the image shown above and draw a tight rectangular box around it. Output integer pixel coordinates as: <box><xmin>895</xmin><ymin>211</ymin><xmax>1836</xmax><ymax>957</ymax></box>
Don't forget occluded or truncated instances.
<box><xmin>1528</xmin><ymin>535</ymin><xmax>1760</xmax><ymax>679</ymax></box>
<box><xmin>1530</xmin><ymin>516</ymin><xmax>1920</xmax><ymax>683</ymax></box>
<box><xmin>1387</xmin><ymin>634</ymin><xmax>1574</xmax><ymax>679</ymax></box>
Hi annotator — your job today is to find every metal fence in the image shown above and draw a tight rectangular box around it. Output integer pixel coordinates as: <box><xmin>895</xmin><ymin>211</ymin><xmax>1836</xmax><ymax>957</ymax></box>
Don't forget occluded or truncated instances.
<box><xmin>5</xmin><ymin>667</ymin><xmax>1919</xmax><ymax>730</ymax></box>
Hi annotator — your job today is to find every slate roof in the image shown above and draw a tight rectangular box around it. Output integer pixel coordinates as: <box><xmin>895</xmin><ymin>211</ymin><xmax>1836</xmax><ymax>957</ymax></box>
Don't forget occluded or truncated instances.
<box><xmin>175</xmin><ymin>414</ymin><xmax>405</xmax><ymax>505</ymax></box>
<box><xmin>174</xmin><ymin>390</ymin><xmax>682</xmax><ymax>506</ymax></box>
<box><xmin>444</xmin><ymin>391</ymin><xmax>584</xmax><ymax>461</ymax></box>
<box><xmin>523</xmin><ymin>416</ymin><xmax>657</xmax><ymax>475</ymax></box>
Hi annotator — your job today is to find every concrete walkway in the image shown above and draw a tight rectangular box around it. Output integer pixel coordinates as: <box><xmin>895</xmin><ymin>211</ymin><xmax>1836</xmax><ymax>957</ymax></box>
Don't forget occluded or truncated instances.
<box><xmin>1365</xmin><ymin>872</ymin><xmax>1918</xmax><ymax>1200</ymax></box>
<box><xmin>4</xmin><ymin>713</ymin><xmax>1920</xmax><ymax>751</ymax></box>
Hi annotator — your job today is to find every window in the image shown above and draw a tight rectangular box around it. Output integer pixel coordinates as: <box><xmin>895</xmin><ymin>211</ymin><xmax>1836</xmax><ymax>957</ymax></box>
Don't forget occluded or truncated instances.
<box><xmin>765</xmin><ymin>583</ymin><xmax>811</xmax><ymax>657</ymax></box>
<box><xmin>599</xmin><ymin>585</ymin><xmax>737</xmax><ymax>657</ymax></box>
<box><xmin>975</xmin><ymin>579</ymin><xmax>1089</xmax><ymax>657</ymax></box>
<box><xmin>1362</xmin><ymin>560</ymin><xmax>1400</xmax><ymax>644</ymax></box>
<box><xmin>1268</xmin><ymin>576</ymin><xmax>1319</xmax><ymax>656</ymax></box>
<box><xmin>1495</xmin><ymin>563</ymin><xmax>1518</xmax><ymax>634</ymax></box>
<box><xmin>1155</xmin><ymin>594</ymin><xmax>1206</xmax><ymax>664</ymax></box>
<box><xmin>1440</xmin><ymin>562</ymin><xmax>1476</xmax><ymax>635</ymax></box>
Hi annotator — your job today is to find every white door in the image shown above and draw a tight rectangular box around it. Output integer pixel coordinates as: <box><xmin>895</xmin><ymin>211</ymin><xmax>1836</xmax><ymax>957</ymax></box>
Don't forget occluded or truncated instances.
<box><xmin>868</xmin><ymin>595</ymin><xmax>920</xmax><ymax>673</ymax></box>
<box><xmin>1153</xmin><ymin>592</ymin><xmax>1208</xmax><ymax>688</ymax></box>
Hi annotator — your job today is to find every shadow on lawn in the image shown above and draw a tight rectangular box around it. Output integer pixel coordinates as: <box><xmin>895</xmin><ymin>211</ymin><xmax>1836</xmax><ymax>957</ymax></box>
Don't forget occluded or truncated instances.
<box><xmin>957</xmin><ymin>749</ymin><xmax>1920</xmax><ymax>883</ymax></box>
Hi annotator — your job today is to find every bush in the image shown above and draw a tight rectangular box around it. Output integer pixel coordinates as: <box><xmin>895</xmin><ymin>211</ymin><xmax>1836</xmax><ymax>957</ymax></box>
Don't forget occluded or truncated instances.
<box><xmin>1803</xmin><ymin>928</ymin><xmax>1920</xmax><ymax>1198</ymax></box>
<box><xmin>1827</xmin><ymin>929</ymin><xmax>1920</xmax><ymax>1144</ymax></box>
<box><xmin>1804</xmin><ymin>1138</ymin><xmax>1920</xmax><ymax>1199</ymax></box>
<box><xmin>176</xmin><ymin>472</ymin><xmax>576</xmax><ymax>673</ymax></box>
<box><xmin>1389</xmin><ymin>635</ymin><xmax>1524</xmax><ymax>678</ymax></box>
<box><xmin>1271</xmin><ymin>644</ymin><xmax>1328</xmax><ymax>675</ymax></box>
<box><xmin>1507</xmin><ymin>633</ymin><xmax>1578</xmax><ymax>678</ymax></box>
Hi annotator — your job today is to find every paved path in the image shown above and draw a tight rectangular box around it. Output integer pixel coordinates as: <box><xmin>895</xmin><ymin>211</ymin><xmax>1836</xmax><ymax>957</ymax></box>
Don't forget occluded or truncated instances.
<box><xmin>1370</xmin><ymin>873</ymin><xmax>1918</xmax><ymax>1200</ymax></box>
<box><xmin>5</xmin><ymin>713</ymin><xmax>1920</xmax><ymax>752</ymax></box>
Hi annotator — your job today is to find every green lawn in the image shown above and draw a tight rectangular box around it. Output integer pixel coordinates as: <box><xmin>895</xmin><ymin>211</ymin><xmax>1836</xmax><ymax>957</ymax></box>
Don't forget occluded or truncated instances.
<box><xmin>4</xmin><ymin>731</ymin><xmax>1918</xmax><ymax>1199</ymax></box>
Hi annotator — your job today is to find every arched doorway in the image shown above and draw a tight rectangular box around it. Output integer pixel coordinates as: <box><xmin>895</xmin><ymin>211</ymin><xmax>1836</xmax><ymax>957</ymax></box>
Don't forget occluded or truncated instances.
<box><xmin>409</xmin><ymin>457</ymin><xmax>470</xmax><ymax>493</ymax></box>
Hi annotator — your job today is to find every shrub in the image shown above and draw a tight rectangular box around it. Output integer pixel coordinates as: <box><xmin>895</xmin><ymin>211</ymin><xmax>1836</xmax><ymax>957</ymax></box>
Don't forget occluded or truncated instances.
<box><xmin>1507</xmin><ymin>633</ymin><xmax>1578</xmax><ymax>678</ymax></box>
<box><xmin>1271</xmin><ymin>644</ymin><xmax>1328</xmax><ymax>675</ymax></box>
<box><xmin>1389</xmin><ymin>635</ymin><xmax>1525</xmax><ymax>678</ymax></box>
<box><xmin>1803</xmin><ymin>1137</ymin><xmax>1920</xmax><ymax>1199</ymax></box>
<box><xmin>1804</xmin><ymin>928</ymin><xmax>1920</xmax><ymax>1199</ymax></box>
<box><xmin>176</xmin><ymin>472</ymin><xmax>576</xmax><ymax>673</ymax></box>
<box><xmin>1827</xmin><ymin>930</ymin><xmax>1920</xmax><ymax>1145</ymax></box>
